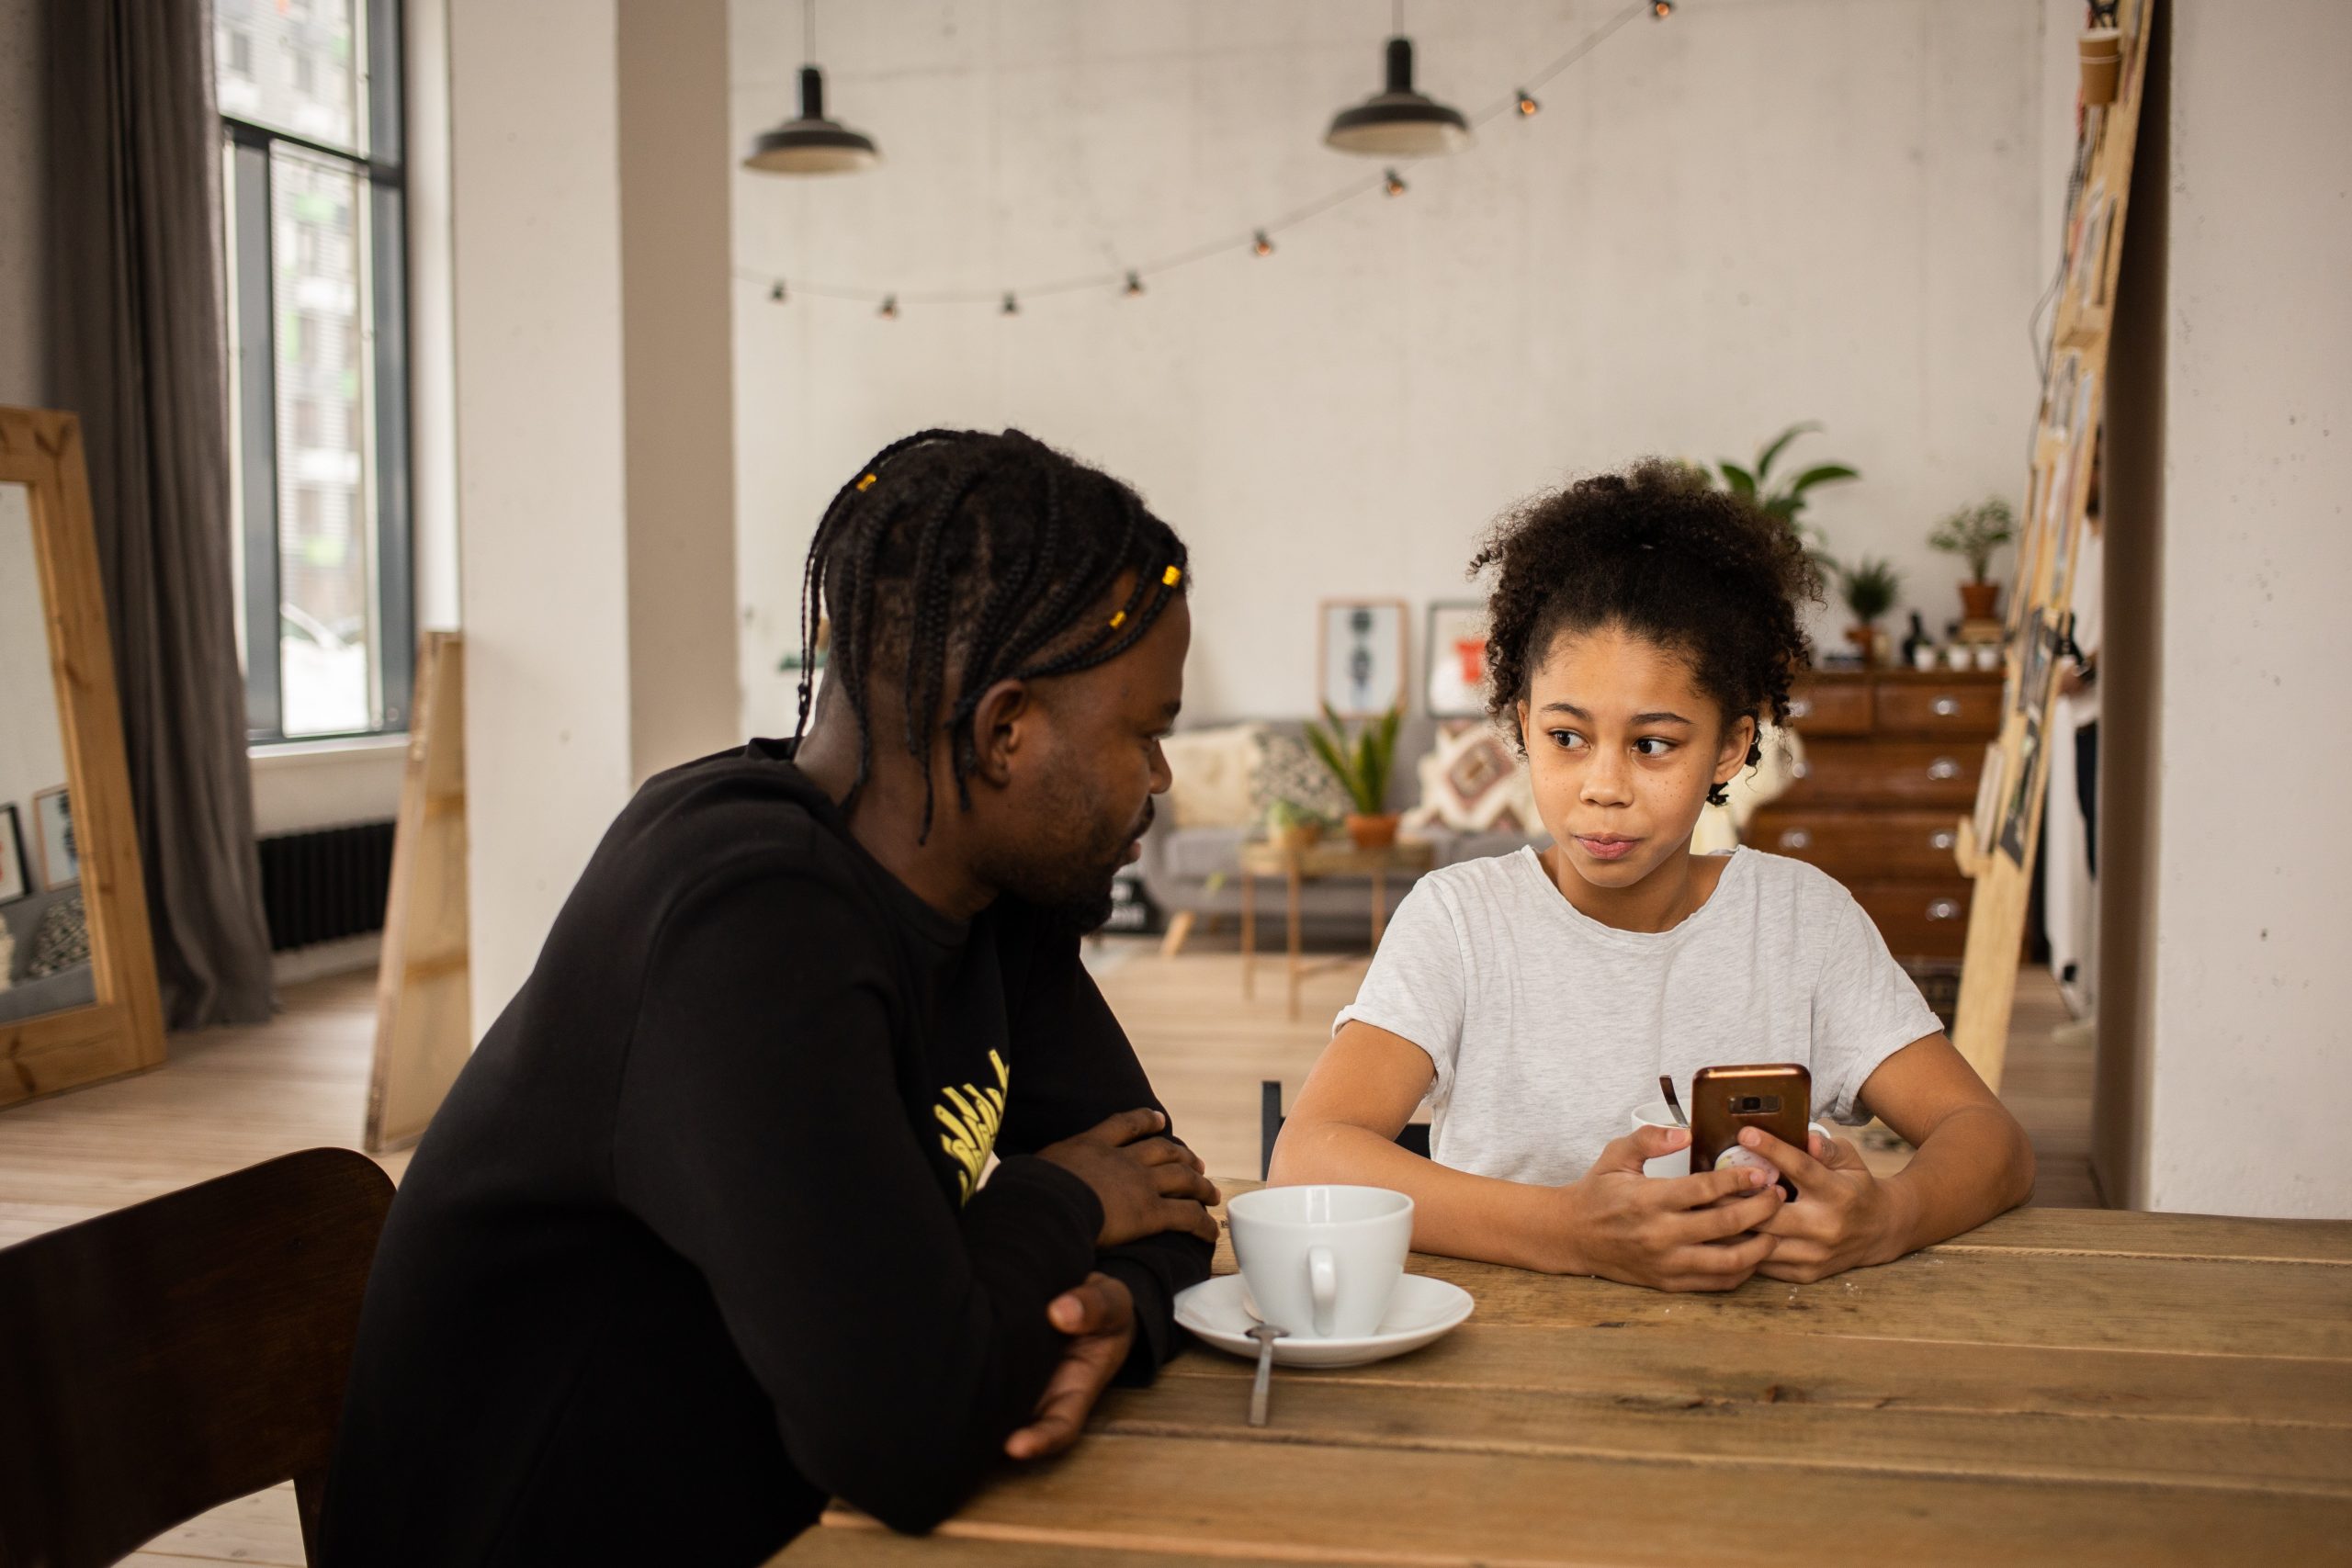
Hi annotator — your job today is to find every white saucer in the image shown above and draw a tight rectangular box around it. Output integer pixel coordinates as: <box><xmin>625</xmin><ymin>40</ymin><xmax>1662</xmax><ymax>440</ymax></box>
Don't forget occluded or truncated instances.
<box><xmin>1174</xmin><ymin>1273</ymin><xmax>1474</xmax><ymax>1369</ymax></box>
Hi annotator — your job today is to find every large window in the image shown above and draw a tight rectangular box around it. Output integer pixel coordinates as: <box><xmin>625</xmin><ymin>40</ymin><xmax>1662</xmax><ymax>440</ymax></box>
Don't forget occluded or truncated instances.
<box><xmin>216</xmin><ymin>0</ymin><xmax>412</xmax><ymax>741</ymax></box>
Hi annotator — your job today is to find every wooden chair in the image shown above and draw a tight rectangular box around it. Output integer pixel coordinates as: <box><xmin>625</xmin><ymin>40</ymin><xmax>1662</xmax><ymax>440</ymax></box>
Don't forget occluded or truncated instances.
<box><xmin>1260</xmin><ymin>1080</ymin><xmax>1430</xmax><ymax>1179</ymax></box>
<box><xmin>0</xmin><ymin>1147</ymin><xmax>395</xmax><ymax>1568</ymax></box>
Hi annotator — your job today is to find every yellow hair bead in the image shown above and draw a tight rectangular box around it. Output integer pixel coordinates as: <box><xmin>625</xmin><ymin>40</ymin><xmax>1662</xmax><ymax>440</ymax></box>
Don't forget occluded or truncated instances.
<box><xmin>1108</xmin><ymin>610</ymin><xmax>1128</xmax><ymax>629</ymax></box>
<box><xmin>855</xmin><ymin>472</ymin><xmax>878</xmax><ymax>492</ymax></box>
<box><xmin>1162</xmin><ymin>565</ymin><xmax>1183</xmax><ymax>587</ymax></box>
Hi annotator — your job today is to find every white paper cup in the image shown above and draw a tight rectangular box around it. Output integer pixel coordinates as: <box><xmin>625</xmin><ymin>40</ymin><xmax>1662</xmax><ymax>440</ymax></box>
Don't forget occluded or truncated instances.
<box><xmin>1228</xmin><ymin>1185</ymin><xmax>1412</xmax><ymax>1340</ymax></box>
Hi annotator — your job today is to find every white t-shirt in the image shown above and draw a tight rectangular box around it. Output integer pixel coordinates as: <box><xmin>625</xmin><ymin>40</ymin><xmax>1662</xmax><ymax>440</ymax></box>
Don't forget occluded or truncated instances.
<box><xmin>1333</xmin><ymin>847</ymin><xmax>1941</xmax><ymax>1186</ymax></box>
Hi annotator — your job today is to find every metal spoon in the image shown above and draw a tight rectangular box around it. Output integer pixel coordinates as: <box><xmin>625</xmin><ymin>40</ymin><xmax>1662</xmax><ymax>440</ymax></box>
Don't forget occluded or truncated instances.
<box><xmin>1245</xmin><ymin>1317</ymin><xmax>1286</xmax><ymax>1427</ymax></box>
<box><xmin>1659</xmin><ymin>1074</ymin><xmax>1688</xmax><ymax>1128</ymax></box>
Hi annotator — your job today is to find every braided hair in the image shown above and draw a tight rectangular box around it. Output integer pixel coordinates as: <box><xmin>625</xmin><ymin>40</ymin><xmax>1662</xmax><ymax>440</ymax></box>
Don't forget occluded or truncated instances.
<box><xmin>1470</xmin><ymin>460</ymin><xmax>1819</xmax><ymax>807</ymax></box>
<box><xmin>794</xmin><ymin>429</ymin><xmax>1189</xmax><ymax>840</ymax></box>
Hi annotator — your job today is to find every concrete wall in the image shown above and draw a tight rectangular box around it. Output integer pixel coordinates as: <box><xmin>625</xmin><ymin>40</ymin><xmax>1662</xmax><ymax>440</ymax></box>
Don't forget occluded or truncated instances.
<box><xmin>0</xmin><ymin>0</ymin><xmax>42</xmax><ymax>408</ymax></box>
<box><xmin>451</xmin><ymin>0</ymin><xmax>739</xmax><ymax>1026</ymax></box>
<box><xmin>729</xmin><ymin>0</ymin><xmax>2060</xmax><ymax>733</ymax></box>
<box><xmin>2100</xmin><ymin>0</ymin><xmax>2352</xmax><ymax>1219</ymax></box>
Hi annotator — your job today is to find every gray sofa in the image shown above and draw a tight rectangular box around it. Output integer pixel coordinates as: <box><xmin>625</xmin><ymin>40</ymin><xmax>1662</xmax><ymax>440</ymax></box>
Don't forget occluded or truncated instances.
<box><xmin>0</xmin><ymin>884</ymin><xmax>97</xmax><ymax>1025</ymax></box>
<box><xmin>1136</xmin><ymin>715</ymin><xmax>1544</xmax><ymax>942</ymax></box>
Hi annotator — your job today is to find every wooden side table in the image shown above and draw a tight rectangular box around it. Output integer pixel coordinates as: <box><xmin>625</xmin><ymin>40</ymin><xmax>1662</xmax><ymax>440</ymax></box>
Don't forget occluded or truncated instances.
<box><xmin>1236</xmin><ymin>837</ymin><xmax>1438</xmax><ymax>1021</ymax></box>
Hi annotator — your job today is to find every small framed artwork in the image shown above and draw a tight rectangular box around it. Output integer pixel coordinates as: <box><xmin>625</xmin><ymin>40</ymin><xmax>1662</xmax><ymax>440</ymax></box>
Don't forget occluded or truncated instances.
<box><xmin>1970</xmin><ymin>741</ymin><xmax>2007</xmax><ymax>865</ymax></box>
<box><xmin>33</xmin><ymin>785</ymin><xmax>77</xmax><ymax>892</ymax></box>
<box><xmin>1318</xmin><ymin>599</ymin><xmax>1407</xmax><ymax>718</ymax></box>
<box><xmin>1999</xmin><ymin>714</ymin><xmax>2044</xmax><ymax>866</ymax></box>
<box><xmin>1424</xmin><ymin>602</ymin><xmax>1491</xmax><ymax>719</ymax></box>
<box><xmin>0</xmin><ymin>803</ymin><xmax>27</xmax><ymax>903</ymax></box>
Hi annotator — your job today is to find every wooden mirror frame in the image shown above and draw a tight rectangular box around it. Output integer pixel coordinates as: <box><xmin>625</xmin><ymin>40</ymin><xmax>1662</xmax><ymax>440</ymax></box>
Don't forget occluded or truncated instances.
<box><xmin>0</xmin><ymin>407</ymin><xmax>164</xmax><ymax>1105</ymax></box>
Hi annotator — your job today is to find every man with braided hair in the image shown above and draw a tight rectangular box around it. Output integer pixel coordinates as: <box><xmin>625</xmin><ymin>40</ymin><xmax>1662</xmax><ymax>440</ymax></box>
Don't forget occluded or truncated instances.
<box><xmin>322</xmin><ymin>431</ymin><xmax>1218</xmax><ymax>1564</ymax></box>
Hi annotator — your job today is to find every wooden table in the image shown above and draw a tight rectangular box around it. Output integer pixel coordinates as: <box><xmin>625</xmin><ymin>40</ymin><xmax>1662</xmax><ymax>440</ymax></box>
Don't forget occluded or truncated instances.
<box><xmin>1236</xmin><ymin>836</ymin><xmax>1436</xmax><ymax>1021</ymax></box>
<box><xmin>775</xmin><ymin>1199</ymin><xmax>2352</xmax><ymax>1565</ymax></box>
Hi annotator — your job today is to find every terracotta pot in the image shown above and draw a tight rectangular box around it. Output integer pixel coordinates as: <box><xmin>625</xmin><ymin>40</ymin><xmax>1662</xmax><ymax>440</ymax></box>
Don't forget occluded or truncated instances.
<box><xmin>1959</xmin><ymin>581</ymin><xmax>2000</xmax><ymax>620</ymax></box>
<box><xmin>1345</xmin><ymin>813</ymin><xmax>1401</xmax><ymax>851</ymax></box>
<box><xmin>1844</xmin><ymin>625</ymin><xmax>1876</xmax><ymax>664</ymax></box>
<box><xmin>1272</xmin><ymin>822</ymin><xmax>1324</xmax><ymax>854</ymax></box>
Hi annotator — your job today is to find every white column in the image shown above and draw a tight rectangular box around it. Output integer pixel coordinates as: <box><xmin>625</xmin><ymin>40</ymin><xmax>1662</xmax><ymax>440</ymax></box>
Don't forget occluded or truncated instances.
<box><xmin>450</xmin><ymin>0</ymin><xmax>737</xmax><ymax>1029</ymax></box>
<box><xmin>2101</xmin><ymin>0</ymin><xmax>2352</xmax><ymax>1217</ymax></box>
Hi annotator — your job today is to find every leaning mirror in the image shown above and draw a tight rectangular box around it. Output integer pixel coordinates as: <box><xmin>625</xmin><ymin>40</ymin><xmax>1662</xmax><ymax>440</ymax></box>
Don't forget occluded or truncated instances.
<box><xmin>0</xmin><ymin>408</ymin><xmax>164</xmax><ymax>1104</ymax></box>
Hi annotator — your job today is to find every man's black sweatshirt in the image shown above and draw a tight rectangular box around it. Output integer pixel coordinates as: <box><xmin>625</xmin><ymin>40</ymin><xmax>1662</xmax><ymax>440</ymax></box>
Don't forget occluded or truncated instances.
<box><xmin>318</xmin><ymin>740</ymin><xmax>1211</xmax><ymax>1565</ymax></box>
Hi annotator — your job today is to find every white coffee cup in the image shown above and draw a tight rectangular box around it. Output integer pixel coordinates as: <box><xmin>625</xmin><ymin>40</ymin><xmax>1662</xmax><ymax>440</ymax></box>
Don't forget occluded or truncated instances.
<box><xmin>1227</xmin><ymin>1185</ymin><xmax>1412</xmax><ymax>1339</ymax></box>
<box><xmin>1629</xmin><ymin>1100</ymin><xmax>1837</xmax><ymax>1180</ymax></box>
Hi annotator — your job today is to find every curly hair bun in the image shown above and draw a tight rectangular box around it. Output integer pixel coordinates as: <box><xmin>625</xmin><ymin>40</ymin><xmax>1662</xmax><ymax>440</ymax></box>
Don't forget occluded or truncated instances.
<box><xmin>1469</xmin><ymin>459</ymin><xmax>1820</xmax><ymax>802</ymax></box>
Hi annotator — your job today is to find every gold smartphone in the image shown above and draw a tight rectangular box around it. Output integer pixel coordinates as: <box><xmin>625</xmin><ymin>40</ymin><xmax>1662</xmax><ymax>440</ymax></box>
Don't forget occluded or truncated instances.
<box><xmin>1689</xmin><ymin>1064</ymin><xmax>1812</xmax><ymax>1199</ymax></box>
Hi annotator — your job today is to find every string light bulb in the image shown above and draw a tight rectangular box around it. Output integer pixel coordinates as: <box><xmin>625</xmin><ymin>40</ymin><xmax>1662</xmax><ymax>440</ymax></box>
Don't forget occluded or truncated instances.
<box><xmin>1384</xmin><ymin>168</ymin><xmax>1408</xmax><ymax>197</ymax></box>
<box><xmin>1001</xmin><ymin>291</ymin><xmax>1019</xmax><ymax>315</ymax></box>
<box><xmin>1252</xmin><ymin>230</ymin><xmax>1275</xmax><ymax>257</ymax></box>
<box><xmin>1652</xmin><ymin>1</ymin><xmax>1674</xmax><ymax>16</ymax></box>
<box><xmin>878</xmin><ymin>294</ymin><xmax>898</xmax><ymax>319</ymax></box>
<box><xmin>1515</xmin><ymin>88</ymin><xmax>1540</xmax><ymax>117</ymax></box>
<box><xmin>769</xmin><ymin>281</ymin><xmax>787</xmax><ymax>302</ymax></box>
<box><xmin>1124</xmin><ymin>271</ymin><xmax>1145</xmax><ymax>296</ymax></box>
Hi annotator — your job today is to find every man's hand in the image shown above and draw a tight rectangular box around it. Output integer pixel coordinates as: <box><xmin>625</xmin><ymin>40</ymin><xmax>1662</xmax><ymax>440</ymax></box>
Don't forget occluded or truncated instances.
<box><xmin>1004</xmin><ymin>1272</ymin><xmax>1134</xmax><ymax>1461</ymax></box>
<box><xmin>1750</xmin><ymin>1126</ymin><xmax>1916</xmax><ymax>1282</ymax></box>
<box><xmin>1548</xmin><ymin>1124</ymin><xmax>1784</xmax><ymax>1292</ymax></box>
<box><xmin>1036</xmin><ymin>1109</ymin><xmax>1221</xmax><ymax>1247</ymax></box>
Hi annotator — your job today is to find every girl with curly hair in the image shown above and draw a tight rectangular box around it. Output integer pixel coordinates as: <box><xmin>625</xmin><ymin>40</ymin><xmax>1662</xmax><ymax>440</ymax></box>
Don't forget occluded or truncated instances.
<box><xmin>1272</xmin><ymin>462</ymin><xmax>2032</xmax><ymax>1292</ymax></box>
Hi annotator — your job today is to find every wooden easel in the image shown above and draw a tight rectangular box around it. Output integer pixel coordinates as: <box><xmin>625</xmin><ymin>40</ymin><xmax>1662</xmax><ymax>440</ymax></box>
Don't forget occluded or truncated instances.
<box><xmin>1949</xmin><ymin>1</ymin><xmax>2152</xmax><ymax>1090</ymax></box>
<box><xmin>365</xmin><ymin>631</ymin><xmax>471</xmax><ymax>1153</ymax></box>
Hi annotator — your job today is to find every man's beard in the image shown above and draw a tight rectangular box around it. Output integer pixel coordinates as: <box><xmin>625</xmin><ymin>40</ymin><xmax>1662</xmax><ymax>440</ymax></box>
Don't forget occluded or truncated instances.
<box><xmin>1023</xmin><ymin>799</ymin><xmax>1154</xmax><ymax>937</ymax></box>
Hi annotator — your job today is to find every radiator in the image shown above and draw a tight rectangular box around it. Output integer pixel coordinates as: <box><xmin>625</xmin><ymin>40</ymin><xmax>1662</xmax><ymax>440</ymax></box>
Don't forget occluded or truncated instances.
<box><xmin>256</xmin><ymin>820</ymin><xmax>397</xmax><ymax>952</ymax></box>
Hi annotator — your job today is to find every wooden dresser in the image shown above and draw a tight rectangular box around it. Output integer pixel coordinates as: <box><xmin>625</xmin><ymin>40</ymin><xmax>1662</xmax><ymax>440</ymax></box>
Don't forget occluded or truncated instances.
<box><xmin>1748</xmin><ymin>669</ymin><xmax>2002</xmax><ymax>961</ymax></box>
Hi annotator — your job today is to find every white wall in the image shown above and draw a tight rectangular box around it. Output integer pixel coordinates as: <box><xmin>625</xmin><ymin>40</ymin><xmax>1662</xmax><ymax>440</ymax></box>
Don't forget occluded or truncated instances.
<box><xmin>729</xmin><ymin>0</ymin><xmax>2058</xmax><ymax>733</ymax></box>
<box><xmin>0</xmin><ymin>485</ymin><xmax>70</xmax><ymax>853</ymax></box>
<box><xmin>0</xmin><ymin>0</ymin><xmax>42</xmax><ymax>409</ymax></box>
<box><xmin>2125</xmin><ymin>0</ymin><xmax>2352</xmax><ymax>1218</ymax></box>
<box><xmin>450</xmin><ymin>0</ymin><xmax>740</xmax><ymax>1027</ymax></box>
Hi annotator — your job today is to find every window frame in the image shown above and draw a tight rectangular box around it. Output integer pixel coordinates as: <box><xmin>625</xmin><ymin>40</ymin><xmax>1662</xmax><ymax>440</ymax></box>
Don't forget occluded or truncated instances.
<box><xmin>220</xmin><ymin>0</ymin><xmax>414</xmax><ymax>745</ymax></box>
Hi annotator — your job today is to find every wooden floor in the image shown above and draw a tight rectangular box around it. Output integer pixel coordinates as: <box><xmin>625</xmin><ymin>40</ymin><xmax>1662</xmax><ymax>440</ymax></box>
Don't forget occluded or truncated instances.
<box><xmin>0</xmin><ymin>951</ymin><xmax>2089</xmax><ymax>1564</ymax></box>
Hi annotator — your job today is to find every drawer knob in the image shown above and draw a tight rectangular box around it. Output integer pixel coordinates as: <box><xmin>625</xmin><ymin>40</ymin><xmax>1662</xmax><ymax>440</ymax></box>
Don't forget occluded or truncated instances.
<box><xmin>1778</xmin><ymin>829</ymin><xmax>1813</xmax><ymax>851</ymax></box>
<box><xmin>1927</xmin><ymin>899</ymin><xmax>1962</xmax><ymax>921</ymax></box>
<box><xmin>1788</xmin><ymin>698</ymin><xmax>1813</xmax><ymax>720</ymax></box>
<box><xmin>1928</xmin><ymin>756</ymin><xmax>1961</xmax><ymax>782</ymax></box>
<box><xmin>1932</xmin><ymin>695</ymin><xmax>1961</xmax><ymax>717</ymax></box>
<box><xmin>1930</xmin><ymin>829</ymin><xmax>1957</xmax><ymax>852</ymax></box>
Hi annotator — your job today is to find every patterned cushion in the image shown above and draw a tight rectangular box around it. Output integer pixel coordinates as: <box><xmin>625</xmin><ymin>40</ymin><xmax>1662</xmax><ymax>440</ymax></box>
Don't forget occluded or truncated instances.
<box><xmin>1159</xmin><ymin>724</ymin><xmax>1266</xmax><ymax>829</ymax></box>
<box><xmin>26</xmin><ymin>891</ymin><xmax>90</xmax><ymax>979</ymax></box>
<box><xmin>1250</xmin><ymin>732</ymin><xmax>1351</xmax><ymax>822</ymax></box>
<box><xmin>1404</xmin><ymin>720</ymin><xmax>1539</xmax><ymax>833</ymax></box>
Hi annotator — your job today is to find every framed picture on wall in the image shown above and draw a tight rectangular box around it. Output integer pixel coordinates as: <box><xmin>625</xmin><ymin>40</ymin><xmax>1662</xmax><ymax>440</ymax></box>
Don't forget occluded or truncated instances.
<box><xmin>33</xmin><ymin>785</ymin><xmax>77</xmax><ymax>892</ymax></box>
<box><xmin>1424</xmin><ymin>602</ymin><xmax>1491</xmax><ymax>719</ymax></box>
<box><xmin>0</xmin><ymin>803</ymin><xmax>26</xmax><ymax>904</ymax></box>
<box><xmin>1998</xmin><ymin>713</ymin><xmax>2043</xmax><ymax>867</ymax></box>
<box><xmin>1318</xmin><ymin>599</ymin><xmax>1407</xmax><ymax>718</ymax></box>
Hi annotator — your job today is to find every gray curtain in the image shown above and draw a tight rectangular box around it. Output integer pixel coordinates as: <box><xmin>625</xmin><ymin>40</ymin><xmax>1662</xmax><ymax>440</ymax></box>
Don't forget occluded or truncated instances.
<box><xmin>45</xmin><ymin>0</ymin><xmax>276</xmax><ymax>1029</ymax></box>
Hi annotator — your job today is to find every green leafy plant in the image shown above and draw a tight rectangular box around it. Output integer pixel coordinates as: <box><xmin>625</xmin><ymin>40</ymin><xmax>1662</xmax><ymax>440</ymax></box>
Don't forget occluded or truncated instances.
<box><xmin>1302</xmin><ymin>703</ymin><xmax>1402</xmax><ymax>818</ymax></box>
<box><xmin>1264</xmin><ymin>797</ymin><xmax>1332</xmax><ymax>833</ymax></box>
<box><xmin>1839</xmin><ymin>558</ymin><xmax>1903</xmax><ymax>626</ymax></box>
<box><xmin>1700</xmin><ymin>423</ymin><xmax>1859</xmax><ymax>571</ymax></box>
<box><xmin>1928</xmin><ymin>496</ymin><xmax>2017</xmax><ymax>583</ymax></box>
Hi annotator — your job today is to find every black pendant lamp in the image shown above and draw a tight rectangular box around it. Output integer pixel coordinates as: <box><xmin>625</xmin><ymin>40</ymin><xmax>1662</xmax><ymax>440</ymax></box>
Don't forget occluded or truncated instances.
<box><xmin>744</xmin><ymin>1</ymin><xmax>879</xmax><ymax>175</ymax></box>
<box><xmin>1325</xmin><ymin>11</ymin><xmax>1472</xmax><ymax>159</ymax></box>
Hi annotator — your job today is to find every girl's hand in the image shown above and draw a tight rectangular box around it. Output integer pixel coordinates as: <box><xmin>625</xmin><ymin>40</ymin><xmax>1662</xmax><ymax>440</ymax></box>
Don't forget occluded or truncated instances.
<box><xmin>1552</xmin><ymin>1124</ymin><xmax>1785</xmax><ymax>1292</ymax></box>
<box><xmin>1748</xmin><ymin>1127</ymin><xmax>1917</xmax><ymax>1281</ymax></box>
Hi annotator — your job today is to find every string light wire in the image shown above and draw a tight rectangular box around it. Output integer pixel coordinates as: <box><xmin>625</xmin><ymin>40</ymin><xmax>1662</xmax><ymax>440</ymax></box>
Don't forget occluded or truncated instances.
<box><xmin>739</xmin><ymin>0</ymin><xmax>1657</xmax><ymax>311</ymax></box>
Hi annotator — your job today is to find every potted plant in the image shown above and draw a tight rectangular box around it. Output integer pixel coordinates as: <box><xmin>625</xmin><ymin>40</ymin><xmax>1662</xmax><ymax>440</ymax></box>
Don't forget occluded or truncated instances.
<box><xmin>1838</xmin><ymin>558</ymin><xmax>1902</xmax><ymax>665</ymax></box>
<box><xmin>1702</xmin><ymin>423</ymin><xmax>1859</xmax><ymax>574</ymax></box>
<box><xmin>1928</xmin><ymin>496</ymin><xmax>2016</xmax><ymax>622</ymax></box>
<box><xmin>1303</xmin><ymin>702</ymin><xmax>1403</xmax><ymax>850</ymax></box>
<box><xmin>1263</xmin><ymin>797</ymin><xmax>1329</xmax><ymax>854</ymax></box>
